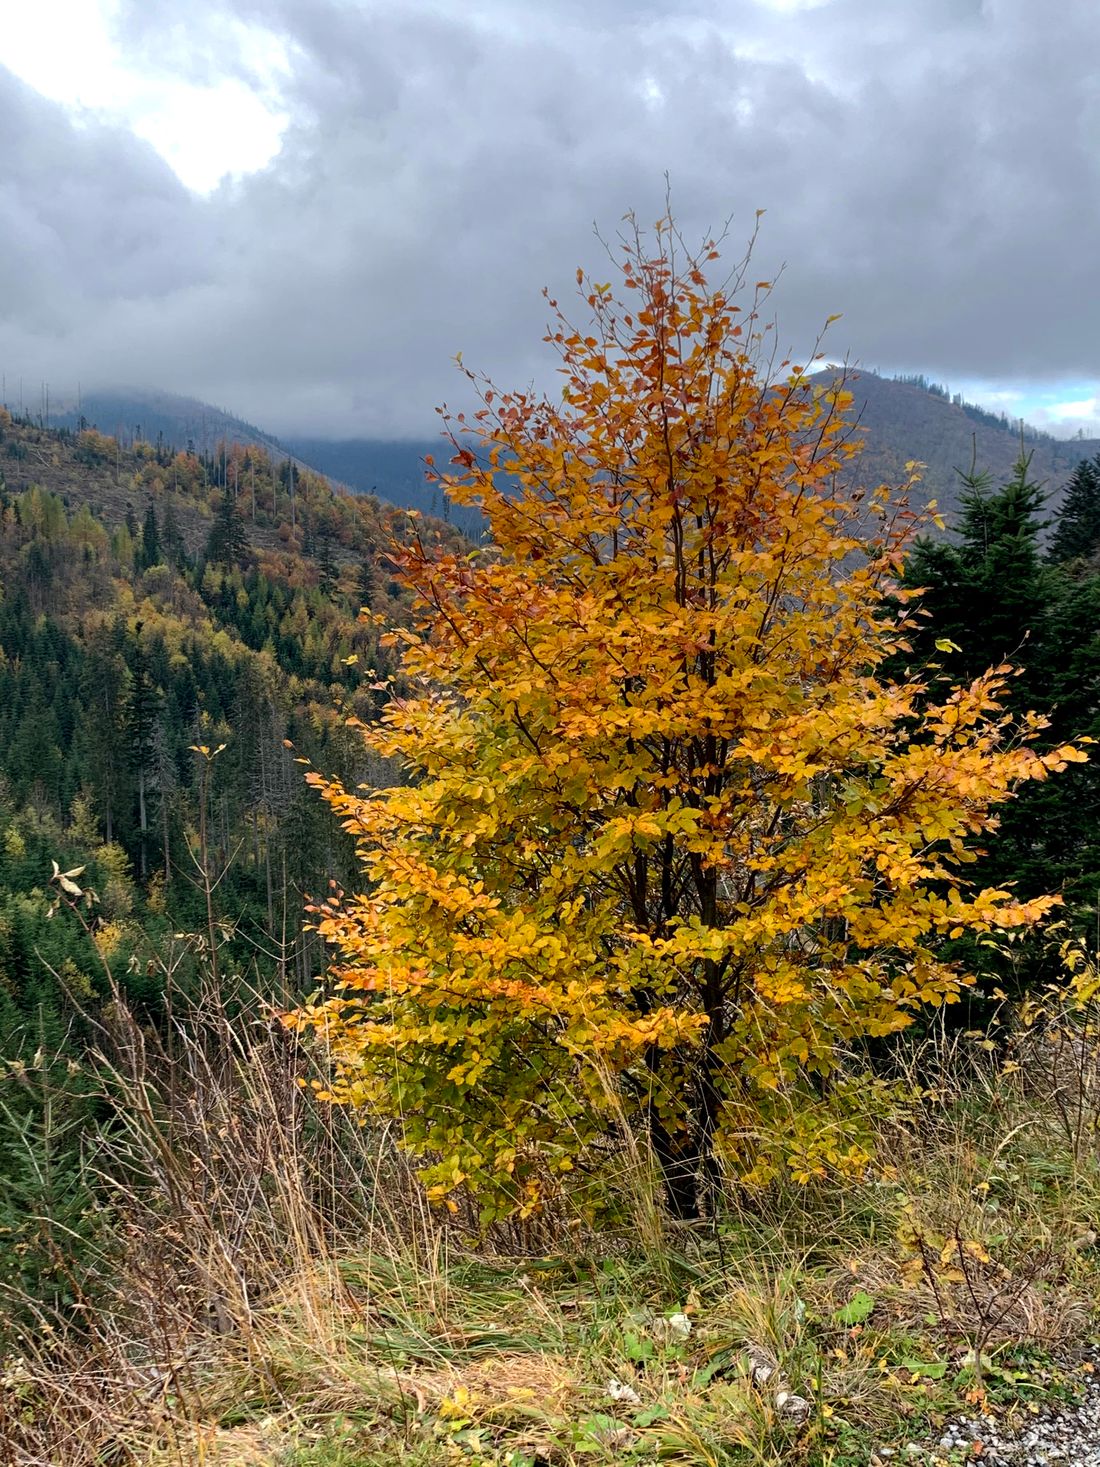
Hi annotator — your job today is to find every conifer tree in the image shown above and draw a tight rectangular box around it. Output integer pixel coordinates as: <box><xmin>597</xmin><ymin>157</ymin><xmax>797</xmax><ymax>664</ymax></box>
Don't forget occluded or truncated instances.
<box><xmin>160</xmin><ymin>500</ymin><xmax>187</xmax><ymax>568</ymax></box>
<box><xmin>1049</xmin><ymin>452</ymin><xmax>1100</xmax><ymax>567</ymax></box>
<box><xmin>903</xmin><ymin>454</ymin><xmax>1051</xmax><ymax>706</ymax></box>
<box><xmin>1034</xmin><ymin>573</ymin><xmax>1100</xmax><ymax>916</ymax></box>
<box><xmin>123</xmin><ymin>637</ymin><xmax>161</xmax><ymax>881</ymax></box>
<box><xmin>316</xmin><ymin>530</ymin><xmax>339</xmax><ymax>596</ymax></box>
<box><xmin>78</xmin><ymin>626</ymin><xmax>127</xmax><ymax>844</ymax></box>
<box><xmin>356</xmin><ymin>556</ymin><xmax>376</xmax><ymax>611</ymax></box>
<box><xmin>205</xmin><ymin>492</ymin><xmax>249</xmax><ymax>567</ymax></box>
<box><xmin>139</xmin><ymin>503</ymin><xmax>161</xmax><ymax>571</ymax></box>
<box><xmin>899</xmin><ymin>454</ymin><xmax>1100</xmax><ymax>949</ymax></box>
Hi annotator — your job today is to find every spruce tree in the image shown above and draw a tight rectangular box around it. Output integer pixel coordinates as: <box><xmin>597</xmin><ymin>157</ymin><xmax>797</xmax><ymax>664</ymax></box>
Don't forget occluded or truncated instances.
<box><xmin>1036</xmin><ymin>572</ymin><xmax>1100</xmax><ymax>916</ymax></box>
<box><xmin>77</xmin><ymin>625</ymin><xmax>128</xmax><ymax>844</ymax></box>
<box><xmin>1049</xmin><ymin>452</ymin><xmax>1100</xmax><ymax>566</ymax></box>
<box><xmin>123</xmin><ymin>639</ymin><xmax>161</xmax><ymax>881</ymax></box>
<box><xmin>899</xmin><ymin>451</ymin><xmax>1100</xmax><ymax>971</ymax></box>
<box><xmin>160</xmin><ymin>500</ymin><xmax>187</xmax><ymax>568</ymax></box>
<box><xmin>903</xmin><ymin>453</ymin><xmax>1050</xmax><ymax>708</ymax></box>
<box><xmin>205</xmin><ymin>493</ymin><xmax>249</xmax><ymax>567</ymax></box>
<box><xmin>356</xmin><ymin>556</ymin><xmax>376</xmax><ymax>612</ymax></box>
<box><xmin>316</xmin><ymin>531</ymin><xmax>338</xmax><ymax>596</ymax></box>
<box><xmin>139</xmin><ymin>503</ymin><xmax>161</xmax><ymax>571</ymax></box>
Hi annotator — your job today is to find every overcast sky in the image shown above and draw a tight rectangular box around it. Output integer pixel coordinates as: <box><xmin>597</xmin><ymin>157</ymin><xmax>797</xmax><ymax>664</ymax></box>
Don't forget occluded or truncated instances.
<box><xmin>1</xmin><ymin>0</ymin><xmax>1098</xmax><ymax>439</ymax></box>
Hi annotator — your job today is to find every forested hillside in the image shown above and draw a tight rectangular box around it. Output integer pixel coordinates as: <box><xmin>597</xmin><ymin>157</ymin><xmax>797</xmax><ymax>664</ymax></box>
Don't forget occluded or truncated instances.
<box><xmin>46</xmin><ymin>389</ymin><xmax>286</xmax><ymax>467</ymax></box>
<box><xmin>824</xmin><ymin>368</ymin><xmax>1100</xmax><ymax>520</ymax></box>
<box><xmin>286</xmin><ymin>434</ymin><xmax>483</xmax><ymax>535</ymax></box>
<box><xmin>0</xmin><ymin>403</ymin><xmax>460</xmax><ymax>1037</ymax></box>
<box><xmin>0</xmin><ymin>403</ymin><xmax>476</xmax><ymax>1328</ymax></box>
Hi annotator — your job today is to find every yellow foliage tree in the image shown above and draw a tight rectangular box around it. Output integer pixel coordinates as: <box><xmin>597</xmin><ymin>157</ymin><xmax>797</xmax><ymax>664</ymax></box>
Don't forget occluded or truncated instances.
<box><xmin>291</xmin><ymin>220</ymin><xmax>1084</xmax><ymax>1220</ymax></box>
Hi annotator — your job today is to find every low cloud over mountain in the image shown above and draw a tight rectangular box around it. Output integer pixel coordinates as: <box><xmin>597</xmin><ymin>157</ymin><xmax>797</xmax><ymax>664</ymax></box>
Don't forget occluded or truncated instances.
<box><xmin>3</xmin><ymin>0</ymin><xmax>1099</xmax><ymax>438</ymax></box>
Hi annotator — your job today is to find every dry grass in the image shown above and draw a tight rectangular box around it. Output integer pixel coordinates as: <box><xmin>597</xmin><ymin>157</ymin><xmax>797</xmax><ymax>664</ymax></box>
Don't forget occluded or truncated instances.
<box><xmin>5</xmin><ymin>985</ymin><xmax>1100</xmax><ymax>1466</ymax></box>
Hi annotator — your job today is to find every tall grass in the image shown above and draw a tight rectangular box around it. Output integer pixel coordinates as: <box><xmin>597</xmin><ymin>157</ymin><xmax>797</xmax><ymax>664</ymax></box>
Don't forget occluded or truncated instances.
<box><xmin>0</xmin><ymin>981</ymin><xmax>448</xmax><ymax>1465</ymax></box>
<box><xmin>4</xmin><ymin>973</ymin><xmax>1100</xmax><ymax>1466</ymax></box>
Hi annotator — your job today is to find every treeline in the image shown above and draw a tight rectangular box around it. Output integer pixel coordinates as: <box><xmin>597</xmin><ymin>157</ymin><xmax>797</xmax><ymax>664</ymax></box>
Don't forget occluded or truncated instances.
<box><xmin>891</xmin><ymin>372</ymin><xmax>1053</xmax><ymax>444</ymax></box>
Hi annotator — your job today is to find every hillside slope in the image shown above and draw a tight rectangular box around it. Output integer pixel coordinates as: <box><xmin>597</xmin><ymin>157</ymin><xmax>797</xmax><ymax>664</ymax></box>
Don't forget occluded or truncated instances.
<box><xmin>0</xmin><ymin>409</ymin><xmax>457</xmax><ymax>565</ymax></box>
<box><xmin>285</xmin><ymin>434</ymin><xmax>481</xmax><ymax>533</ymax></box>
<box><xmin>48</xmin><ymin>388</ymin><xmax>287</xmax><ymax>464</ymax></box>
<box><xmin>31</xmin><ymin>385</ymin><xmax>484</xmax><ymax>536</ymax></box>
<box><xmin>0</xmin><ymin>406</ymin><xmax>460</xmax><ymax>1027</ymax></box>
<box><xmin>0</xmin><ymin>404</ymin><xmax>453</xmax><ymax>1327</ymax></box>
<box><xmin>819</xmin><ymin>369</ymin><xmax>1100</xmax><ymax>521</ymax></box>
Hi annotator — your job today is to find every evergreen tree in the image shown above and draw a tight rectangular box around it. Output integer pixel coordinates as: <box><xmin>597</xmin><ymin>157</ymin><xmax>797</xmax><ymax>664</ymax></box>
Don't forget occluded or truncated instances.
<box><xmin>23</xmin><ymin>541</ymin><xmax>53</xmax><ymax>614</ymax></box>
<box><xmin>123</xmin><ymin>637</ymin><xmax>161</xmax><ymax>881</ymax></box>
<box><xmin>160</xmin><ymin>500</ymin><xmax>187</xmax><ymax>568</ymax></box>
<box><xmin>316</xmin><ymin>531</ymin><xmax>338</xmax><ymax>596</ymax></box>
<box><xmin>899</xmin><ymin>451</ymin><xmax>1100</xmax><ymax>973</ymax></box>
<box><xmin>1049</xmin><ymin>452</ymin><xmax>1100</xmax><ymax>566</ymax></box>
<box><xmin>7</xmin><ymin>687</ymin><xmax>63</xmax><ymax>810</ymax></box>
<box><xmin>356</xmin><ymin>556</ymin><xmax>376</xmax><ymax>611</ymax></box>
<box><xmin>139</xmin><ymin>503</ymin><xmax>161</xmax><ymax>571</ymax></box>
<box><xmin>902</xmin><ymin>453</ymin><xmax>1051</xmax><ymax>709</ymax></box>
<box><xmin>1032</xmin><ymin>573</ymin><xmax>1100</xmax><ymax>916</ymax></box>
<box><xmin>78</xmin><ymin>626</ymin><xmax>127</xmax><ymax>844</ymax></box>
<box><xmin>205</xmin><ymin>493</ymin><xmax>249</xmax><ymax>567</ymax></box>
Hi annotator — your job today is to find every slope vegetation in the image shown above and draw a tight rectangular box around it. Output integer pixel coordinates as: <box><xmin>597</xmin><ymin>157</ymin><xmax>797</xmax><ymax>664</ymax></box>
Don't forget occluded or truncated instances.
<box><xmin>820</xmin><ymin>369</ymin><xmax>1100</xmax><ymax>520</ymax></box>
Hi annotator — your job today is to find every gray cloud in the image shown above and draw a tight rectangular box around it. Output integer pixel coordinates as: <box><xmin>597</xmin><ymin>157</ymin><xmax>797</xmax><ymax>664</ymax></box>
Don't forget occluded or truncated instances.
<box><xmin>1</xmin><ymin>0</ymin><xmax>1098</xmax><ymax>437</ymax></box>
<box><xmin>0</xmin><ymin>69</ymin><xmax>208</xmax><ymax>324</ymax></box>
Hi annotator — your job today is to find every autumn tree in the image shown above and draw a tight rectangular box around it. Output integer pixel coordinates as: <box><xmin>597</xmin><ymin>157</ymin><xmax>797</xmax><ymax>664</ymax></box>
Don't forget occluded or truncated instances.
<box><xmin>294</xmin><ymin>220</ymin><xmax>1084</xmax><ymax>1220</ymax></box>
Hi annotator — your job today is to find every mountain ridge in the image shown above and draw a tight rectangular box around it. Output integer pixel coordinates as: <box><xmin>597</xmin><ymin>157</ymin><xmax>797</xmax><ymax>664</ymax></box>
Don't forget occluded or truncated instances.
<box><xmin>812</xmin><ymin>369</ymin><xmax>1100</xmax><ymax>520</ymax></box>
<box><xmin>9</xmin><ymin>374</ymin><xmax>1099</xmax><ymax>530</ymax></box>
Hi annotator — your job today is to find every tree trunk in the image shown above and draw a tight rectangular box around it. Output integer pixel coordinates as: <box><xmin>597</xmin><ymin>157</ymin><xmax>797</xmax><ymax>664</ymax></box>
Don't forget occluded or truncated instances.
<box><xmin>647</xmin><ymin>1103</ymin><xmax>701</xmax><ymax>1220</ymax></box>
<box><xmin>137</xmin><ymin>767</ymin><xmax>148</xmax><ymax>880</ymax></box>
